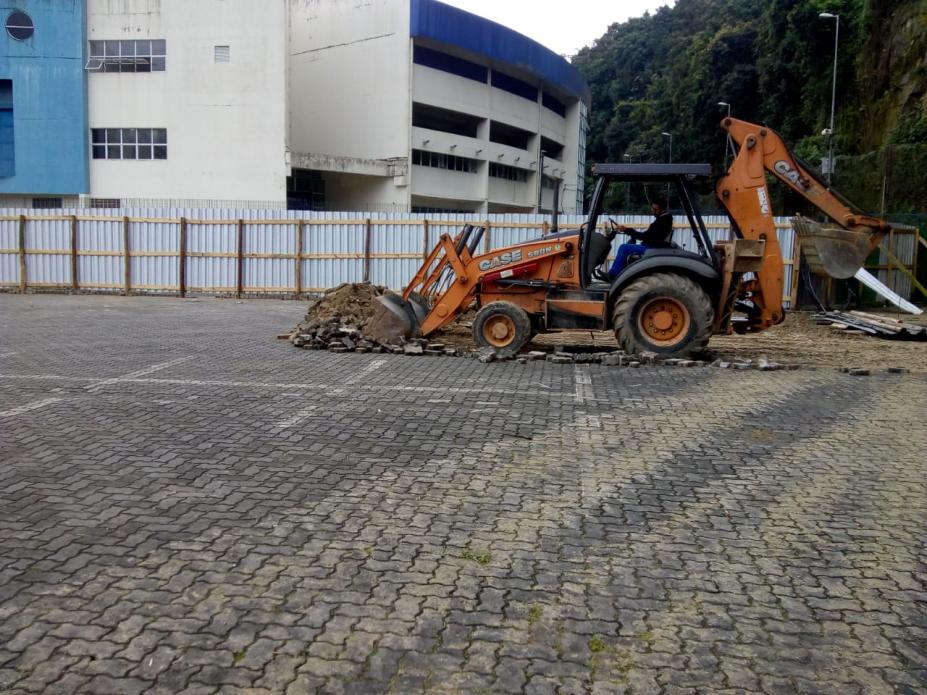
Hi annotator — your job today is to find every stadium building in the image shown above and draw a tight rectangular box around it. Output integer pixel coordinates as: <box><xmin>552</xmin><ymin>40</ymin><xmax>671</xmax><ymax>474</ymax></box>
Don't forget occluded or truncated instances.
<box><xmin>0</xmin><ymin>0</ymin><xmax>589</xmax><ymax>212</ymax></box>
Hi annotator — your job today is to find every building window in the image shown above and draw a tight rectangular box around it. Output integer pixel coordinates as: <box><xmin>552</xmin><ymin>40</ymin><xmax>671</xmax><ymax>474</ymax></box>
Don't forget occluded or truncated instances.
<box><xmin>89</xmin><ymin>198</ymin><xmax>121</xmax><ymax>209</ymax></box>
<box><xmin>32</xmin><ymin>198</ymin><xmax>63</xmax><ymax>209</ymax></box>
<box><xmin>92</xmin><ymin>128</ymin><xmax>167</xmax><ymax>160</ymax></box>
<box><xmin>412</xmin><ymin>206</ymin><xmax>471</xmax><ymax>214</ymax></box>
<box><xmin>489</xmin><ymin>121</ymin><xmax>532</xmax><ymax>151</ymax></box>
<box><xmin>412</xmin><ymin>102</ymin><xmax>482</xmax><ymax>139</ymax></box>
<box><xmin>6</xmin><ymin>11</ymin><xmax>34</xmax><ymax>41</ymax></box>
<box><xmin>411</xmin><ymin>149</ymin><xmax>477</xmax><ymax>173</ymax></box>
<box><xmin>489</xmin><ymin>162</ymin><xmax>528</xmax><ymax>182</ymax></box>
<box><xmin>542</xmin><ymin>92</ymin><xmax>566</xmax><ymax>118</ymax></box>
<box><xmin>87</xmin><ymin>40</ymin><xmax>166</xmax><ymax>73</ymax></box>
<box><xmin>491</xmin><ymin>70</ymin><xmax>538</xmax><ymax>102</ymax></box>
<box><xmin>540</xmin><ymin>136</ymin><xmax>564</xmax><ymax>160</ymax></box>
<box><xmin>0</xmin><ymin>80</ymin><xmax>13</xmax><ymax>178</ymax></box>
<box><xmin>413</xmin><ymin>45</ymin><xmax>487</xmax><ymax>83</ymax></box>
<box><xmin>214</xmin><ymin>45</ymin><xmax>230</xmax><ymax>63</ymax></box>
<box><xmin>542</xmin><ymin>174</ymin><xmax>558</xmax><ymax>190</ymax></box>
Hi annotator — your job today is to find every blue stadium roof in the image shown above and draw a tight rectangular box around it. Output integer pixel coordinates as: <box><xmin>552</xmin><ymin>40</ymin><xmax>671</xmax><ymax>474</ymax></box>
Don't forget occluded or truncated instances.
<box><xmin>409</xmin><ymin>0</ymin><xmax>590</xmax><ymax>105</ymax></box>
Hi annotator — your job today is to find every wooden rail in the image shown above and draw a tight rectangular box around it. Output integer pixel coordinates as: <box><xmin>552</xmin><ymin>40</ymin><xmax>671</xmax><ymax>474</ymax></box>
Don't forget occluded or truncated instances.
<box><xmin>0</xmin><ymin>213</ymin><xmax>911</xmax><ymax>306</ymax></box>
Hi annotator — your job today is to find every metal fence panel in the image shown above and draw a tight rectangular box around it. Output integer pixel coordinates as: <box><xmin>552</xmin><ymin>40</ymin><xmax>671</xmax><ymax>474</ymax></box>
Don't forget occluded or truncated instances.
<box><xmin>0</xmin><ymin>208</ymin><xmax>884</xmax><ymax>308</ymax></box>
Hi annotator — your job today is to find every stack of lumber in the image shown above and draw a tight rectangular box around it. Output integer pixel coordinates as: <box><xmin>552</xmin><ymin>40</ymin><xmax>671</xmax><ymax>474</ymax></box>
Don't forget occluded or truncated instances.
<box><xmin>812</xmin><ymin>310</ymin><xmax>926</xmax><ymax>340</ymax></box>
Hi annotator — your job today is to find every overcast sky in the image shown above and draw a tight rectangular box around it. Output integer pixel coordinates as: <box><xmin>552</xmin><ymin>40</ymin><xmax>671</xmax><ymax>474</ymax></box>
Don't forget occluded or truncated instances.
<box><xmin>439</xmin><ymin>0</ymin><xmax>676</xmax><ymax>57</ymax></box>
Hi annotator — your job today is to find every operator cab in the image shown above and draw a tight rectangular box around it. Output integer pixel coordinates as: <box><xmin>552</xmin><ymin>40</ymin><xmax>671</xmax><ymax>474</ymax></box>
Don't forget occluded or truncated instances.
<box><xmin>581</xmin><ymin>164</ymin><xmax>717</xmax><ymax>289</ymax></box>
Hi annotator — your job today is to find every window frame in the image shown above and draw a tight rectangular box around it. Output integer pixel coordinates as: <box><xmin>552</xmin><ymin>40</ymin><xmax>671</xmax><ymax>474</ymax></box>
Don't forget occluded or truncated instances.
<box><xmin>91</xmin><ymin>128</ymin><xmax>168</xmax><ymax>160</ymax></box>
<box><xmin>88</xmin><ymin>39</ymin><xmax>167</xmax><ymax>73</ymax></box>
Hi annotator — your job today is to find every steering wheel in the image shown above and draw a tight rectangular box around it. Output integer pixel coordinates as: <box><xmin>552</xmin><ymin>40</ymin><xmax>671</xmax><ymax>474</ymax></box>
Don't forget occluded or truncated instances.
<box><xmin>606</xmin><ymin>217</ymin><xmax>620</xmax><ymax>239</ymax></box>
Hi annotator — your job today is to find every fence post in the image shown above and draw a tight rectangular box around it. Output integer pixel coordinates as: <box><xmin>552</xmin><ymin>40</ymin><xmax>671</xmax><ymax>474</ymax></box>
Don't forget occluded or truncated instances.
<box><xmin>790</xmin><ymin>236</ymin><xmax>801</xmax><ymax>308</ymax></box>
<box><xmin>363</xmin><ymin>218</ymin><xmax>372</xmax><ymax>283</ymax></box>
<box><xmin>236</xmin><ymin>218</ymin><xmax>244</xmax><ymax>299</ymax></box>
<box><xmin>17</xmin><ymin>215</ymin><xmax>26</xmax><ymax>294</ymax></box>
<box><xmin>179</xmin><ymin>217</ymin><xmax>187</xmax><ymax>297</ymax></box>
<box><xmin>422</xmin><ymin>218</ymin><xmax>430</xmax><ymax>261</ymax></box>
<box><xmin>123</xmin><ymin>216</ymin><xmax>132</xmax><ymax>295</ymax></box>
<box><xmin>70</xmin><ymin>215</ymin><xmax>79</xmax><ymax>293</ymax></box>
<box><xmin>295</xmin><ymin>220</ymin><xmax>304</xmax><ymax>299</ymax></box>
<box><xmin>542</xmin><ymin>220</ymin><xmax>550</xmax><ymax>236</ymax></box>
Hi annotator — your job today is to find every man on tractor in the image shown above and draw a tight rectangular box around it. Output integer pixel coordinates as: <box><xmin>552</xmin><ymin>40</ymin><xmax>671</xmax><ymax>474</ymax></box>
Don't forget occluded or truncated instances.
<box><xmin>606</xmin><ymin>200</ymin><xmax>675</xmax><ymax>278</ymax></box>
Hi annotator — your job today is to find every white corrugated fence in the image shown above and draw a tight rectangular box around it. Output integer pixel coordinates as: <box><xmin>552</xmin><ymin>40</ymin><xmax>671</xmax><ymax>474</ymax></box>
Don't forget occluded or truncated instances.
<box><xmin>0</xmin><ymin>208</ymin><xmax>917</xmax><ymax>306</ymax></box>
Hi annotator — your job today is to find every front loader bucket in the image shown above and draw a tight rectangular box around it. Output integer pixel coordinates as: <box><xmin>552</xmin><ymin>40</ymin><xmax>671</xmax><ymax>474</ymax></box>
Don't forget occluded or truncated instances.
<box><xmin>792</xmin><ymin>216</ymin><xmax>873</xmax><ymax>280</ymax></box>
<box><xmin>364</xmin><ymin>293</ymin><xmax>428</xmax><ymax>345</ymax></box>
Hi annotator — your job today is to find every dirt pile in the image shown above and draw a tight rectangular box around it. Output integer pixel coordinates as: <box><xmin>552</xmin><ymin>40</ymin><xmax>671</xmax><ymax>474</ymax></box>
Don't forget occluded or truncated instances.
<box><xmin>290</xmin><ymin>282</ymin><xmax>392</xmax><ymax>351</ymax></box>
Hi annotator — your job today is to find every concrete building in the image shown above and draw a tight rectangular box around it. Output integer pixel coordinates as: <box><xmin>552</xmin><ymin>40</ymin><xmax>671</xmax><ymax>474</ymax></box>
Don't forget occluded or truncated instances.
<box><xmin>0</xmin><ymin>0</ymin><xmax>89</xmax><ymax>207</ymax></box>
<box><xmin>86</xmin><ymin>0</ymin><xmax>288</xmax><ymax>206</ymax></box>
<box><xmin>288</xmin><ymin>0</ymin><xmax>590</xmax><ymax>213</ymax></box>
<box><xmin>0</xmin><ymin>0</ymin><xmax>588</xmax><ymax>212</ymax></box>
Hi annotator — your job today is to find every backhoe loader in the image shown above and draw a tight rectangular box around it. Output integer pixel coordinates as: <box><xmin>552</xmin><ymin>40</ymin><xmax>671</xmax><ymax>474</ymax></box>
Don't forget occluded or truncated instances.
<box><xmin>366</xmin><ymin>118</ymin><xmax>891</xmax><ymax>357</ymax></box>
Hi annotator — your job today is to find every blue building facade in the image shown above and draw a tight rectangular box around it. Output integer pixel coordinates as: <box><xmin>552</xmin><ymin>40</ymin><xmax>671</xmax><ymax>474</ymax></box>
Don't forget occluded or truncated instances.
<box><xmin>0</xmin><ymin>0</ymin><xmax>88</xmax><ymax>197</ymax></box>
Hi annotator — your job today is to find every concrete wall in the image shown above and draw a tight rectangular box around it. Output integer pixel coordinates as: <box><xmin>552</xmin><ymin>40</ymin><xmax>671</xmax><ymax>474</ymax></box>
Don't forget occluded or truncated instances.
<box><xmin>0</xmin><ymin>0</ymin><xmax>88</xmax><ymax>196</ymax></box>
<box><xmin>87</xmin><ymin>0</ymin><xmax>288</xmax><ymax>203</ymax></box>
<box><xmin>289</xmin><ymin>0</ymin><xmax>411</xmax><ymax>162</ymax></box>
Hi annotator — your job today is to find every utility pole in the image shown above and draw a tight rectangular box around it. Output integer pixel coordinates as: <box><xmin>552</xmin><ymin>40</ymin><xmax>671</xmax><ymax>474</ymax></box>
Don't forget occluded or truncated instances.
<box><xmin>661</xmin><ymin>132</ymin><xmax>673</xmax><ymax>208</ymax></box>
<box><xmin>819</xmin><ymin>12</ymin><xmax>840</xmax><ymax>186</ymax></box>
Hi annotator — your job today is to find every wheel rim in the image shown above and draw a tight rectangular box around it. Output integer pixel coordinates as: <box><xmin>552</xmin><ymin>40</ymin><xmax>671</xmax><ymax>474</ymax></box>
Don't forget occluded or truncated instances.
<box><xmin>482</xmin><ymin>314</ymin><xmax>517</xmax><ymax>347</ymax></box>
<box><xmin>638</xmin><ymin>297</ymin><xmax>690</xmax><ymax>346</ymax></box>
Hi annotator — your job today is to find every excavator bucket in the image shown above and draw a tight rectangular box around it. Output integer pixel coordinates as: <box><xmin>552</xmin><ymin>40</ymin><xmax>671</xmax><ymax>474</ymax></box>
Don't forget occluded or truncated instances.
<box><xmin>364</xmin><ymin>293</ymin><xmax>429</xmax><ymax>345</ymax></box>
<box><xmin>791</xmin><ymin>216</ymin><xmax>873</xmax><ymax>280</ymax></box>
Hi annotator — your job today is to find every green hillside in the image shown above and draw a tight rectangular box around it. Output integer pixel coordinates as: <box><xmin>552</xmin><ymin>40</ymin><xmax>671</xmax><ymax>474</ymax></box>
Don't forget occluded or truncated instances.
<box><xmin>572</xmin><ymin>0</ymin><xmax>927</xmax><ymax>213</ymax></box>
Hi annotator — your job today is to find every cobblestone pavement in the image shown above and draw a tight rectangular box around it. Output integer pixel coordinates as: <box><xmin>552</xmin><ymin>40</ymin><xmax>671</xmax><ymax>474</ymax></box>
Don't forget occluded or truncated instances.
<box><xmin>1</xmin><ymin>294</ymin><xmax>926</xmax><ymax>695</ymax></box>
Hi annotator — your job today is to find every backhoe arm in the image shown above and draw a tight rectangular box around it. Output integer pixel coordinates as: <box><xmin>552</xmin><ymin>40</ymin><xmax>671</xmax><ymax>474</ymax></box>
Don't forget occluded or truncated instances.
<box><xmin>715</xmin><ymin>117</ymin><xmax>891</xmax><ymax>330</ymax></box>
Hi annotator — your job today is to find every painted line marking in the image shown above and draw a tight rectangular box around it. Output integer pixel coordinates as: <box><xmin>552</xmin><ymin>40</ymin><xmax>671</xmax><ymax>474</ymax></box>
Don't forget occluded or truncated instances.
<box><xmin>0</xmin><ymin>373</ymin><xmax>570</xmax><ymax>400</ymax></box>
<box><xmin>343</xmin><ymin>359</ymin><xmax>387</xmax><ymax>386</ymax></box>
<box><xmin>86</xmin><ymin>357</ymin><xmax>194</xmax><ymax>392</ymax></box>
<box><xmin>275</xmin><ymin>406</ymin><xmax>319</xmax><ymax>430</ymax></box>
<box><xmin>0</xmin><ymin>397</ymin><xmax>63</xmax><ymax>419</ymax></box>
<box><xmin>573</xmin><ymin>365</ymin><xmax>594</xmax><ymax>405</ymax></box>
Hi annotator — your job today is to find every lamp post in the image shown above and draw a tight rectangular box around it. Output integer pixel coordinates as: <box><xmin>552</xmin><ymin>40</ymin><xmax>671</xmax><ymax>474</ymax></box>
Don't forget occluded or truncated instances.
<box><xmin>718</xmin><ymin>101</ymin><xmax>735</xmax><ymax>169</ymax></box>
<box><xmin>661</xmin><ymin>132</ymin><xmax>673</xmax><ymax>208</ymax></box>
<box><xmin>819</xmin><ymin>12</ymin><xmax>839</xmax><ymax>186</ymax></box>
<box><xmin>623</xmin><ymin>153</ymin><xmax>633</xmax><ymax>210</ymax></box>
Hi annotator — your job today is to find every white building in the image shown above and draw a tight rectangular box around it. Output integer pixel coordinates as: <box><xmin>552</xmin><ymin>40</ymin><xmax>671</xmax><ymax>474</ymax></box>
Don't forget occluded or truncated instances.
<box><xmin>288</xmin><ymin>0</ymin><xmax>590</xmax><ymax>214</ymax></box>
<box><xmin>75</xmin><ymin>0</ymin><xmax>590</xmax><ymax>211</ymax></box>
<box><xmin>86</xmin><ymin>0</ymin><xmax>289</xmax><ymax>207</ymax></box>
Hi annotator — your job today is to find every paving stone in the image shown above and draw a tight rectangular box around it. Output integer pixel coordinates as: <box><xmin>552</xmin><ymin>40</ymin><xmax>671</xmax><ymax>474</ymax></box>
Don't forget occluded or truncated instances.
<box><xmin>0</xmin><ymin>294</ymin><xmax>923</xmax><ymax>695</ymax></box>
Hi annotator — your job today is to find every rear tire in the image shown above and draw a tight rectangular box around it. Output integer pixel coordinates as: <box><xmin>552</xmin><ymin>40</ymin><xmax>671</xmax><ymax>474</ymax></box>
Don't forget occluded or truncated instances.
<box><xmin>473</xmin><ymin>301</ymin><xmax>533</xmax><ymax>358</ymax></box>
<box><xmin>612</xmin><ymin>273</ymin><xmax>713</xmax><ymax>357</ymax></box>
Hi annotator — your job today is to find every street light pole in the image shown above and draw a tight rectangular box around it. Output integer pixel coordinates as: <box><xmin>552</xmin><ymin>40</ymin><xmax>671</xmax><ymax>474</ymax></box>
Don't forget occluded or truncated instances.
<box><xmin>718</xmin><ymin>102</ymin><xmax>735</xmax><ymax>170</ymax></box>
<box><xmin>661</xmin><ymin>132</ymin><xmax>673</xmax><ymax>208</ymax></box>
<box><xmin>623</xmin><ymin>153</ymin><xmax>632</xmax><ymax>210</ymax></box>
<box><xmin>819</xmin><ymin>12</ymin><xmax>839</xmax><ymax>186</ymax></box>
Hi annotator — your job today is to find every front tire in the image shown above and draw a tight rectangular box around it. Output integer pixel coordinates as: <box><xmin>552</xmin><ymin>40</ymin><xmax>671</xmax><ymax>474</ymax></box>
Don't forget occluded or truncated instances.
<box><xmin>612</xmin><ymin>273</ymin><xmax>713</xmax><ymax>357</ymax></box>
<box><xmin>473</xmin><ymin>301</ymin><xmax>533</xmax><ymax>358</ymax></box>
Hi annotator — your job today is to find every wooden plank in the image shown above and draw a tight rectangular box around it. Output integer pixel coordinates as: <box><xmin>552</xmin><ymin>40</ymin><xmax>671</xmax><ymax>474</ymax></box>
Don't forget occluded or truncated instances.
<box><xmin>790</xmin><ymin>238</ymin><xmax>801</xmax><ymax>307</ymax></box>
<box><xmin>123</xmin><ymin>216</ymin><xmax>132</xmax><ymax>295</ymax></box>
<box><xmin>70</xmin><ymin>215</ymin><xmax>79</xmax><ymax>293</ymax></box>
<box><xmin>483</xmin><ymin>220</ymin><xmax>492</xmax><ymax>253</ymax></box>
<box><xmin>295</xmin><ymin>220</ymin><xmax>304</xmax><ymax>299</ymax></box>
<box><xmin>422</xmin><ymin>219</ymin><xmax>430</xmax><ymax>262</ymax></box>
<box><xmin>179</xmin><ymin>217</ymin><xmax>187</xmax><ymax>297</ymax></box>
<box><xmin>236</xmin><ymin>218</ymin><xmax>244</xmax><ymax>299</ymax></box>
<box><xmin>882</xmin><ymin>244</ymin><xmax>927</xmax><ymax>300</ymax></box>
<box><xmin>363</xmin><ymin>218</ymin><xmax>372</xmax><ymax>283</ymax></box>
<box><xmin>17</xmin><ymin>215</ymin><xmax>26</xmax><ymax>294</ymax></box>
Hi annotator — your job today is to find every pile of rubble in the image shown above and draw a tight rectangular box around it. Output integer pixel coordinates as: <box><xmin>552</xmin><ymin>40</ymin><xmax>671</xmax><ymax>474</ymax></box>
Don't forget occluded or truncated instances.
<box><xmin>287</xmin><ymin>284</ymin><xmax>821</xmax><ymax>370</ymax></box>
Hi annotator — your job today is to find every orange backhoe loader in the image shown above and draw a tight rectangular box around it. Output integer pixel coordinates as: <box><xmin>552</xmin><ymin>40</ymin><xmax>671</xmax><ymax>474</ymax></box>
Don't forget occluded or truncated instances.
<box><xmin>366</xmin><ymin>118</ymin><xmax>891</xmax><ymax>357</ymax></box>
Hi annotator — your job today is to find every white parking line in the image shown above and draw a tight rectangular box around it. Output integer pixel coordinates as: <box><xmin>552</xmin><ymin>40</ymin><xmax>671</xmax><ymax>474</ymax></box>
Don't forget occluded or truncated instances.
<box><xmin>343</xmin><ymin>359</ymin><xmax>387</xmax><ymax>386</ymax></box>
<box><xmin>573</xmin><ymin>365</ymin><xmax>594</xmax><ymax>404</ymax></box>
<box><xmin>275</xmin><ymin>406</ymin><xmax>319</xmax><ymax>430</ymax></box>
<box><xmin>0</xmin><ymin>397</ymin><xmax>63</xmax><ymax>419</ymax></box>
<box><xmin>86</xmin><ymin>357</ymin><xmax>194</xmax><ymax>392</ymax></box>
<box><xmin>0</xmin><ymin>373</ymin><xmax>571</xmax><ymax>399</ymax></box>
